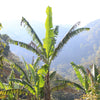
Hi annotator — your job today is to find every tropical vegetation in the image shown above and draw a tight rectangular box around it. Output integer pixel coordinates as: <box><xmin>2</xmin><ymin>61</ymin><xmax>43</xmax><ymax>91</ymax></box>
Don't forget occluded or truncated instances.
<box><xmin>2</xmin><ymin>5</ymin><xmax>100</xmax><ymax>100</ymax></box>
<box><xmin>6</xmin><ymin>6</ymin><xmax>89</xmax><ymax>100</ymax></box>
<box><xmin>71</xmin><ymin>63</ymin><xmax>100</xmax><ymax>99</ymax></box>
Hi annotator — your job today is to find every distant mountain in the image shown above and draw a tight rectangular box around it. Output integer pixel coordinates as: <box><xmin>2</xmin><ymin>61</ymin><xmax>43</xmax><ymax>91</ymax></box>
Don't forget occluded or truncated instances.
<box><xmin>51</xmin><ymin>19</ymin><xmax>100</xmax><ymax>78</ymax></box>
<box><xmin>1</xmin><ymin>19</ymin><xmax>100</xmax><ymax>80</ymax></box>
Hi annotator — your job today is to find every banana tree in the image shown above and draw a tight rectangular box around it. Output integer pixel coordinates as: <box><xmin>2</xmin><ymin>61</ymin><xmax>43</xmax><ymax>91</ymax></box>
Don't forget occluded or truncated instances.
<box><xmin>51</xmin><ymin>63</ymin><xmax>100</xmax><ymax>99</ymax></box>
<box><xmin>71</xmin><ymin>62</ymin><xmax>100</xmax><ymax>99</ymax></box>
<box><xmin>0</xmin><ymin>57</ymin><xmax>48</xmax><ymax>100</ymax></box>
<box><xmin>0</xmin><ymin>68</ymin><xmax>24</xmax><ymax>100</ymax></box>
<box><xmin>10</xmin><ymin>57</ymin><xmax>48</xmax><ymax>100</ymax></box>
<box><xmin>8</xmin><ymin>6</ymin><xmax>90</xmax><ymax>100</ymax></box>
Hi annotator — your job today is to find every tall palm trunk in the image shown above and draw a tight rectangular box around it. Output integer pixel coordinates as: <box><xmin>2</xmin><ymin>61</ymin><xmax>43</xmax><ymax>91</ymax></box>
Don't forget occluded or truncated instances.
<box><xmin>44</xmin><ymin>70</ymin><xmax>51</xmax><ymax>100</ymax></box>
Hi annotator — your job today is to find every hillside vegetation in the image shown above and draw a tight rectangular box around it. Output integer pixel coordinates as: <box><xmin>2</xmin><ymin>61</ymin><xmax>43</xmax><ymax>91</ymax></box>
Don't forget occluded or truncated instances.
<box><xmin>0</xmin><ymin>6</ymin><xmax>100</xmax><ymax>100</ymax></box>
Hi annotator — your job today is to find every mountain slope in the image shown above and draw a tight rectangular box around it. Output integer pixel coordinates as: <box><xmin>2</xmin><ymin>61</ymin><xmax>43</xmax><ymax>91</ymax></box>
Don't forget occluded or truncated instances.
<box><xmin>52</xmin><ymin>19</ymin><xmax>100</xmax><ymax>78</ymax></box>
<box><xmin>0</xmin><ymin>34</ymin><xmax>24</xmax><ymax>82</ymax></box>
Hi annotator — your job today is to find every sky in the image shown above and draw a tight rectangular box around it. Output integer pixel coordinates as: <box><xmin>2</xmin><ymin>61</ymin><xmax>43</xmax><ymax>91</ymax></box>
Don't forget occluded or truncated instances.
<box><xmin>0</xmin><ymin>0</ymin><xmax>100</xmax><ymax>26</ymax></box>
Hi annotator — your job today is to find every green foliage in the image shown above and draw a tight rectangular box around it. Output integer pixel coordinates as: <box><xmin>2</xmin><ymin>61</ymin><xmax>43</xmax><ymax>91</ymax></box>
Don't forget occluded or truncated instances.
<box><xmin>97</xmin><ymin>74</ymin><xmax>100</xmax><ymax>83</ymax></box>
<box><xmin>38</xmin><ymin>64</ymin><xmax>48</xmax><ymax>76</ymax></box>
<box><xmin>10</xmin><ymin>58</ymin><xmax>48</xmax><ymax>99</ymax></box>
<box><xmin>21</xmin><ymin>17</ymin><xmax>43</xmax><ymax>49</ymax></box>
<box><xmin>50</xmin><ymin>71</ymin><xmax>56</xmax><ymax>80</ymax></box>
<box><xmin>0</xmin><ymin>39</ymin><xmax>6</xmax><ymax>69</ymax></box>
<box><xmin>0</xmin><ymin>24</ymin><xmax>9</xmax><ymax>84</ymax></box>
<box><xmin>0</xmin><ymin>57</ymin><xmax>47</xmax><ymax>99</ymax></box>
<box><xmin>13</xmin><ymin>63</ymin><xmax>30</xmax><ymax>83</ymax></box>
<box><xmin>0</xmin><ymin>67</ymin><xmax>22</xmax><ymax>99</ymax></box>
<box><xmin>0</xmin><ymin>44</ymin><xmax>4</xmax><ymax>69</ymax></box>
<box><xmin>0</xmin><ymin>89</ymin><xmax>26</xmax><ymax>96</ymax></box>
<box><xmin>51</xmin><ymin>80</ymin><xmax>85</xmax><ymax>92</ymax></box>
<box><xmin>9</xmin><ymin>79</ymin><xmax>35</xmax><ymax>94</ymax></box>
<box><xmin>71</xmin><ymin>62</ymin><xmax>89</xmax><ymax>92</ymax></box>
<box><xmin>9</xmin><ymin>39</ymin><xmax>40</xmax><ymax>55</ymax></box>
<box><xmin>43</xmin><ymin>6</ymin><xmax>57</xmax><ymax>58</ymax></box>
<box><xmin>71</xmin><ymin>62</ymin><xmax>100</xmax><ymax>98</ymax></box>
<box><xmin>0</xmin><ymin>80</ymin><xmax>5</xmax><ymax>89</ymax></box>
<box><xmin>7</xmin><ymin>6</ymin><xmax>90</xmax><ymax>100</ymax></box>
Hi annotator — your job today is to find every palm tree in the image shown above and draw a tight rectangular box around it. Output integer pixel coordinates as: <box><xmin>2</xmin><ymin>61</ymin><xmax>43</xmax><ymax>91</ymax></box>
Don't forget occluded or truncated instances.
<box><xmin>8</xmin><ymin>6</ymin><xmax>90</xmax><ymax>100</ymax></box>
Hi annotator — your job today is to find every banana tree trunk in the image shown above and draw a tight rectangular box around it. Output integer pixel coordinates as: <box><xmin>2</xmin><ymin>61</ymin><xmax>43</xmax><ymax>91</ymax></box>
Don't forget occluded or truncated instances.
<box><xmin>44</xmin><ymin>70</ymin><xmax>51</xmax><ymax>100</ymax></box>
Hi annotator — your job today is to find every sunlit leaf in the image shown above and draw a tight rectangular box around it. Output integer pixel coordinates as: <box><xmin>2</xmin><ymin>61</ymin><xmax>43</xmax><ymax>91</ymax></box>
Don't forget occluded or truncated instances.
<box><xmin>9</xmin><ymin>79</ymin><xmax>35</xmax><ymax>95</ymax></box>
<box><xmin>43</xmin><ymin>6</ymin><xmax>56</xmax><ymax>58</ymax></box>
<box><xmin>71</xmin><ymin>62</ymin><xmax>86</xmax><ymax>88</ymax></box>
<box><xmin>39</xmin><ymin>75</ymin><xmax>45</xmax><ymax>88</ymax></box>
<box><xmin>21</xmin><ymin>17</ymin><xmax>43</xmax><ymax>50</ymax></box>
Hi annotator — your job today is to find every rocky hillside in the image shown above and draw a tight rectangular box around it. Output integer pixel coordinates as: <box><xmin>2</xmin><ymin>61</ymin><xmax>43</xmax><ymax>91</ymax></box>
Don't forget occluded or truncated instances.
<box><xmin>0</xmin><ymin>34</ymin><xmax>24</xmax><ymax>82</ymax></box>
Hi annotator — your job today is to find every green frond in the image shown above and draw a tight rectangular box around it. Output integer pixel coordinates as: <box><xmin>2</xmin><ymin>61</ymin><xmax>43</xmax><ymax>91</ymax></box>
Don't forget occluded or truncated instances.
<box><xmin>71</xmin><ymin>62</ymin><xmax>86</xmax><ymax>88</ymax></box>
<box><xmin>8</xmin><ymin>39</ymin><xmax>48</xmax><ymax>63</ymax></box>
<box><xmin>50</xmin><ymin>71</ymin><xmax>56</xmax><ymax>80</ymax></box>
<box><xmin>38</xmin><ymin>64</ymin><xmax>48</xmax><ymax>76</ymax></box>
<box><xmin>50</xmin><ymin>27</ymin><xmax>90</xmax><ymax>61</ymax></box>
<box><xmin>54</xmin><ymin>26</ymin><xmax>59</xmax><ymax>36</ymax></box>
<box><xmin>38</xmin><ymin>75</ymin><xmax>45</xmax><ymax>88</ymax></box>
<box><xmin>29</xmin><ymin>64</ymin><xmax>36</xmax><ymax>83</ymax></box>
<box><xmin>8</xmin><ymin>39</ymin><xmax>41</xmax><ymax>55</ymax></box>
<box><xmin>21</xmin><ymin>17</ymin><xmax>43</xmax><ymax>50</ymax></box>
<box><xmin>22</xmin><ymin>58</ymin><xmax>33</xmax><ymax>83</ymax></box>
<box><xmin>71</xmin><ymin>62</ymin><xmax>84</xmax><ymax>83</ymax></box>
<box><xmin>75</xmin><ymin>65</ymin><xmax>89</xmax><ymax>91</ymax></box>
<box><xmin>86</xmin><ymin>68</ymin><xmax>94</xmax><ymax>85</ymax></box>
<box><xmin>43</xmin><ymin>6</ymin><xmax>56</xmax><ymax>58</ymax></box>
<box><xmin>8</xmin><ymin>69</ymin><xmax>15</xmax><ymax>88</ymax></box>
<box><xmin>22</xmin><ymin>57</ymin><xmax>29</xmax><ymax>71</ymax></box>
<box><xmin>3</xmin><ymin>57</ymin><xmax>12</xmax><ymax>65</ymax></box>
<box><xmin>3</xmin><ymin>58</ymin><xmax>26</xmax><ymax>80</ymax></box>
<box><xmin>0</xmin><ymin>80</ymin><xmax>5</xmax><ymax>89</ymax></box>
<box><xmin>55</xmin><ymin>80</ymin><xmax>84</xmax><ymax>90</ymax></box>
<box><xmin>0</xmin><ymin>89</ymin><xmax>26</xmax><ymax>96</ymax></box>
<box><xmin>9</xmin><ymin>79</ymin><xmax>35</xmax><ymax>95</ymax></box>
<box><xmin>29</xmin><ymin>57</ymin><xmax>42</xmax><ymax>84</ymax></box>
<box><xmin>75</xmin><ymin>64</ymin><xmax>87</xmax><ymax>75</ymax></box>
<box><xmin>33</xmin><ymin>57</ymin><xmax>40</xmax><ymax>68</ymax></box>
<box><xmin>71</xmin><ymin>62</ymin><xmax>89</xmax><ymax>92</ymax></box>
<box><xmin>13</xmin><ymin>63</ymin><xmax>30</xmax><ymax>83</ymax></box>
<box><xmin>51</xmin><ymin>80</ymin><xmax>85</xmax><ymax>92</ymax></box>
<box><xmin>68</xmin><ymin>21</ymin><xmax>80</xmax><ymax>33</ymax></box>
<box><xmin>97</xmin><ymin>74</ymin><xmax>100</xmax><ymax>83</ymax></box>
<box><xmin>8</xmin><ymin>69</ymin><xmax>15</xmax><ymax>80</ymax></box>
